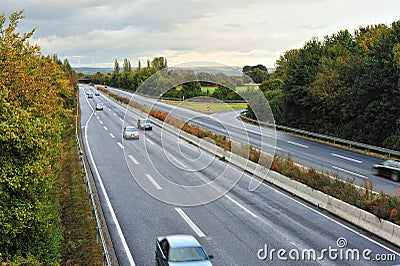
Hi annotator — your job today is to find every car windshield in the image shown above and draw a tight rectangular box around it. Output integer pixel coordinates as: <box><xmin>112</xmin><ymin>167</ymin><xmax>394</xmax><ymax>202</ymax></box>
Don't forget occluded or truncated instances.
<box><xmin>383</xmin><ymin>160</ymin><xmax>400</xmax><ymax>168</ymax></box>
<box><xmin>125</xmin><ymin>127</ymin><xmax>137</xmax><ymax>132</ymax></box>
<box><xmin>169</xmin><ymin>247</ymin><xmax>208</xmax><ymax>262</ymax></box>
<box><xmin>141</xmin><ymin>119</ymin><xmax>151</xmax><ymax>124</ymax></box>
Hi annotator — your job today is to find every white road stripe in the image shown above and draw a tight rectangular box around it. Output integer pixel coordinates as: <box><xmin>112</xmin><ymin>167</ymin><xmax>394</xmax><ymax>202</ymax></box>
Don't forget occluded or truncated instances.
<box><xmin>179</xmin><ymin>139</ymin><xmax>198</xmax><ymax>151</ymax></box>
<box><xmin>225</xmin><ymin>195</ymin><xmax>258</xmax><ymax>218</ymax></box>
<box><xmin>146</xmin><ymin>138</ymin><xmax>155</xmax><ymax>145</ymax></box>
<box><xmin>331</xmin><ymin>153</ymin><xmax>362</xmax><ymax>164</ymax></box>
<box><xmin>288</xmin><ymin>140</ymin><xmax>308</xmax><ymax>148</ymax></box>
<box><xmin>145</xmin><ymin>174</ymin><xmax>162</xmax><ymax>190</ymax></box>
<box><xmin>119</xmin><ymin>118</ymin><xmax>124</xmax><ymax>122</ymax></box>
<box><xmin>128</xmin><ymin>155</ymin><xmax>139</xmax><ymax>165</ymax></box>
<box><xmin>175</xmin><ymin>208</ymin><xmax>206</xmax><ymax>237</ymax></box>
<box><xmin>169</xmin><ymin>154</ymin><xmax>188</xmax><ymax>168</ymax></box>
<box><xmin>109</xmin><ymin>133</ymin><xmax>115</xmax><ymax>139</ymax></box>
<box><xmin>332</xmin><ymin>165</ymin><xmax>366</xmax><ymax>178</ymax></box>
<box><xmin>103</xmin><ymin>126</ymin><xmax>108</xmax><ymax>131</ymax></box>
<box><xmin>83</xmin><ymin>100</ymin><xmax>136</xmax><ymax>265</ymax></box>
<box><xmin>99</xmin><ymin>120</ymin><xmax>103</xmax><ymax>125</ymax></box>
<box><xmin>117</xmin><ymin>142</ymin><xmax>124</xmax><ymax>149</ymax></box>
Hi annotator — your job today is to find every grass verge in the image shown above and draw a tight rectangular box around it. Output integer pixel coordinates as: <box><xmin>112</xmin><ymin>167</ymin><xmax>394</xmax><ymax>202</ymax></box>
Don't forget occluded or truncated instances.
<box><xmin>160</xmin><ymin>100</ymin><xmax>247</xmax><ymax>113</ymax></box>
<box><xmin>59</xmin><ymin>107</ymin><xmax>104</xmax><ymax>265</ymax></box>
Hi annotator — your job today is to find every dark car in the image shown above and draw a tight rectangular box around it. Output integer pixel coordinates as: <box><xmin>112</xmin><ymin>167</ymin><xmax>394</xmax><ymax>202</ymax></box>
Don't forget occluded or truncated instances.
<box><xmin>95</xmin><ymin>102</ymin><xmax>104</xmax><ymax>110</ymax></box>
<box><xmin>155</xmin><ymin>235</ymin><xmax>212</xmax><ymax>266</ymax></box>
<box><xmin>137</xmin><ymin>118</ymin><xmax>152</xmax><ymax>130</ymax></box>
<box><xmin>372</xmin><ymin>160</ymin><xmax>400</xmax><ymax>182</ymax></box>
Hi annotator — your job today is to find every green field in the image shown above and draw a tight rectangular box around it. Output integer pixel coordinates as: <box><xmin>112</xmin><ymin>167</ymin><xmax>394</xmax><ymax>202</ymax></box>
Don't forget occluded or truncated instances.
<box><xmin>175</xmin><ymin>85</ymin><xmax>259</xmax><ymax>94</ymax></box>
<box><xmin>160</xmin><ymin>100</ymin><xmax>247</xmax><ymax>114</ymax></box>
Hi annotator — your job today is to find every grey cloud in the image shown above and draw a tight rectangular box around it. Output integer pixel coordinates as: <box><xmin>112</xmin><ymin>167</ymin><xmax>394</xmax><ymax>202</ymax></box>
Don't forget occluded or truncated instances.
<box><xmin>3</xmin><ymin>0</ymin><xmax>400</xmax><ymax>67</ymax></box>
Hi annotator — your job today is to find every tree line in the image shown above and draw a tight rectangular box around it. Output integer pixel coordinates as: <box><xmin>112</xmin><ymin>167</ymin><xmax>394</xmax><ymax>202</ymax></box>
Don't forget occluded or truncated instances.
<box><xmin>259</xmin><ymin>22</ymin><xmax>400</xmax><ymax>150</ymax></box>
<box><xmin>86</xmin><ymin>22</ymin><xmax>400</xmax><ymax>150</ymax></box>
<box><xmin>0</xmin><ymin>11</ymin><xmax>75</xmax><ymax>264</ymax></box>
<box><xmin>88</xmin><ymin>58</ymin><xmax>271</xmax><ymax>102</ymax></box>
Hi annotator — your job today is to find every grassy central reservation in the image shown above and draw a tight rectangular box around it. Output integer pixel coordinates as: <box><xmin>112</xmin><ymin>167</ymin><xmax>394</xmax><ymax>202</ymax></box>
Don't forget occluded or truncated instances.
<box><xmin>159</xmin><ymin>100</ymin><xmax>247</xmax><ymax>114</ymax></box>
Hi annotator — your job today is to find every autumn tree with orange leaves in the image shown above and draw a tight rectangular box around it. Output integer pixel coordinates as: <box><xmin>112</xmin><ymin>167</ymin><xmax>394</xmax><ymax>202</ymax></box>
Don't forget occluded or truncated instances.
<box><xmin>0</xmin><ymin>10</ymin><xmax>74</xmax><ymax>264</ymax></box>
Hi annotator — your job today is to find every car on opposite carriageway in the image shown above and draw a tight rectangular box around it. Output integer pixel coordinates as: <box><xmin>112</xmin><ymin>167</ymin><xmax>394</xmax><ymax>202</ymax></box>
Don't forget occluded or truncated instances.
<box><xmin>372</xmin><ymin>160</ymin><xmax>400</xmax><ymax>182</ymax></box>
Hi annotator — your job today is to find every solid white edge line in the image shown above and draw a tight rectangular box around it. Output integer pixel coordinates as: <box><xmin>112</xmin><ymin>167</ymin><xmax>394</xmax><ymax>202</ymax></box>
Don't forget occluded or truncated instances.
<box><xmin>145</xmin><ymin>174</ymin><xmax>162</xmax><ymax>190</ymax></box>
<box><xmin>331</xmin><ymin>153</ymin><xmax>362</xmax><ymax>164</ymax></box>
<box><xmin>225</xmin><ymin>195</ymin><xmax>258</xmax><ymax>218</ymax></box>
<box><xmin>83</xmin><ymin>97</ymin><xmax>136</xmax><ymax>265</ymax></box>
<box><xmin>175</xmin><ymin>208</ymin><xmax>206</xmax><ymax>237</ymax></box>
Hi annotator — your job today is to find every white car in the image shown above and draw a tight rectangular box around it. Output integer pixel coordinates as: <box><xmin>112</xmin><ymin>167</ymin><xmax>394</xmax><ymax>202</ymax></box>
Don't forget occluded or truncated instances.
<box><xmin>155</xmin><ymin>235</ymin><xmax>212</xmax><ymax>265</ymax></box>
<box><xmin>123</xmin><ymin>126</ymin><xmax>139</xmax><ymax>139</ymax></box>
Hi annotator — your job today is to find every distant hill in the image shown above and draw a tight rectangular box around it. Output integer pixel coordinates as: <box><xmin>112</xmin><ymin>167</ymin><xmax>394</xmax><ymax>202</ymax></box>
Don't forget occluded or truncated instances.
<box><xmin>73</xmin><ymin>66</ymin><xmax>275</xmax><ymax>76</ymax></box>
<box><xmin>74</xmin><ymin>67</ymin><xmax>113</xmax><ymax>75</ymax></box>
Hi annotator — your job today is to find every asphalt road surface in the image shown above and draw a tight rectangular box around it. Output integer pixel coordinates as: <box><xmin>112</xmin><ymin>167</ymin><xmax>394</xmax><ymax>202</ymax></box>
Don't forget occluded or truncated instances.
<box><xmin>80</xmin><ymin>84</ymin><xmax>399</xmax><ymax>265</ymax></box>
<box><xmin>105</xmin><ymin>86</ymin><xmax>400</xmax><ymax>195</ymax></box>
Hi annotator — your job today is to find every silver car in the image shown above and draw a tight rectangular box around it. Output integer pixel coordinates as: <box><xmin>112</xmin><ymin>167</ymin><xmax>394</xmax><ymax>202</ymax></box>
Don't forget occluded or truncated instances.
<box><xmin>372</xmin><ymin>160</ymin><xmax>400</xmax><ymax>182</ymax></box>
<box><xmin>155</xmin><ymin>234</ymin><xmax>212</xmax><ymax>265</ymax></box>
<box><xmin>123</xmin><ymin>126</ymin><xmax>139</xmax><ymax>139</ymax></box>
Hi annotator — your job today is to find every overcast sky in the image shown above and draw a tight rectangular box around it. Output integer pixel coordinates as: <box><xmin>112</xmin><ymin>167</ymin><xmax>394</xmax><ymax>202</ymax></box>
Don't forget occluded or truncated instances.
<box><xmin>3</xmin><ymin>0</ymin><xmax>400</xmax><ymax>68</ymax></box>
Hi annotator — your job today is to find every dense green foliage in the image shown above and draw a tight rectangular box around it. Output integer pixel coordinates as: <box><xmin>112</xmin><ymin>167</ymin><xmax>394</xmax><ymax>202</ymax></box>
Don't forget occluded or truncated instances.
<box><xmin>260</xmin><ymin>22</ymin><xmax>400</xmax><ymax>149</ymax></box>
<box><xmin>89</xmin><ymin>59</ymin><xmax>252</xmax><ymax>101</ymax></box>
<box><xmin>0</xmin><ymin>11</ymin><xmax>75</xmax><ymax>264</ymax></box>
<box><xmin>242</xmin><ymin>64</ymin><xmax>270</xmax><ymax>83</ymax></box>
<box><xmin>181</xmin><ymin>81</ymin><xmax>202</xmax><ymax>99</ymax></box>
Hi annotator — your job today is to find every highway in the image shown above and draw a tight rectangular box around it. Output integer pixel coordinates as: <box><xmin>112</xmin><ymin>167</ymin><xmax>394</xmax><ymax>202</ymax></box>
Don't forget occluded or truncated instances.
<box><xmin>79</xmin><ymin>84</ymin><xmax>399</xmax><ymax>265</ymax></box>
<box><xmin>105</xmin><ymin>86</ymin><xmax>400</xmax><ymax>196</ymax></box>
